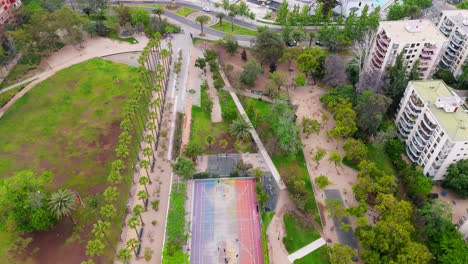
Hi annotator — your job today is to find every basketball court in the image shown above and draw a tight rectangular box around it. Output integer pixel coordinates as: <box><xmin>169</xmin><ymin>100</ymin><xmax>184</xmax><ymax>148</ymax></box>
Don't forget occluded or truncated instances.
<box><xmin>190</xmin><ymin>178</ymin><xmax>264</xmax><ymax>264</ymax></box>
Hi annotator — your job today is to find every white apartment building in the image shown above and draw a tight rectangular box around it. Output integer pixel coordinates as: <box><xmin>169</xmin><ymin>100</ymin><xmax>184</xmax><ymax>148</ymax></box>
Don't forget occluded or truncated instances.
<box><xmin>437</xmin><ymin>10</ymin><xmax>468</xmax><ymax>78</ymax></box>
<box><xmin>367</xmin><ymin>20</ymin><xmax>447</xmax><ymax>79</ymax></box>
<box><xmin>395</xmin><ymin>80</ymin><xmax>468</xmax><ymax>181</ymax></box>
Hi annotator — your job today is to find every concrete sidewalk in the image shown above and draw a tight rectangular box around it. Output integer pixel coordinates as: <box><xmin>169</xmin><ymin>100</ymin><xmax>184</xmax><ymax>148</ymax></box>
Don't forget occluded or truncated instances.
<box><xmin>287</xmin><ymin>237</ymin><xmax>326</xmax><ymax>263</ymax></box>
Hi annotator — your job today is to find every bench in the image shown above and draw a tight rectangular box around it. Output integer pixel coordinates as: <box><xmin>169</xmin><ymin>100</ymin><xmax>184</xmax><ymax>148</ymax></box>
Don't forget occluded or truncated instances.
<box><xmin>139</xmin><ymin>227</ymin><xmax>144</xmax><ymax>239</ymax></box>
<box><xmin>136</xmin><ymin>243</ymin><xmax>142</xmax><ymax>256</ymax></box>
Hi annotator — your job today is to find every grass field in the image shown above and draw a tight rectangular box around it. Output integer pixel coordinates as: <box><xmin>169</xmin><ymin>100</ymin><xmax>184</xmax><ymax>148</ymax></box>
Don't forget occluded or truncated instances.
<box><xmin>240</xmin><ymin>96</ymin><xmax>321</xmax><ymax>225</ymax></box>
<box><xmin>261</xmin><ymin>212</ymin><xmax>274</xmax><ymax>264</ymax></box>
<box><xmin>0</xmin><ymin>81</ymin><xmax>32</xmax><ymax>107</ymax></box>
<box><xmin>0</xmin><ymin>58</ymin><xmax>140</xmax><ymax>262</ymax></box>
<box><xmin>210</xmin><ymin>21</ymin><xmax>258</xmax><ymax>36</ymax></box>
<box><xmin>0</xmin><ymin>58</ymin><xmax>141</xmax><ymax>189</ymax></box>
<box><xmin>175</xmin><ymin>7</ymin><xmax>197</xmax><ymax>17</ymax></box>
<box><xmin>106</xmin><ymin>30</ymin><xmax>138</xmax><ymax>44</ymax></box>
<box><xmin>343</xmin><ymin>143</ymin><xmax>396</xmax><ymax>175</ymax></box>
<box><xmin>190</xmin><ymin>85</ymin><xmax>253</xmax><ymax>153</ymax></box>
<box><xmin>283</xmin><ymin>212</ymin><xmax>330</xmax><ymax>264</ymax></box>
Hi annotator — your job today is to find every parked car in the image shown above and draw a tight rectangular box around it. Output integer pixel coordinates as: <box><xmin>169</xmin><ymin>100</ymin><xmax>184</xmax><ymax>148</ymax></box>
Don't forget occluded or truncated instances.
<box><xmin>315</xmin><ymin>41</ymin><xmax>323</xmax><ymax>46</ymax></box>
<box><xmin>286</xmin><ymin>41</ymin><xmax>297</xmax><ymax>47</ymax></box>
<box><xmin>203</xmin><ymin>7</ymin><xmax>210</xmax><ymax>12</ymax></box>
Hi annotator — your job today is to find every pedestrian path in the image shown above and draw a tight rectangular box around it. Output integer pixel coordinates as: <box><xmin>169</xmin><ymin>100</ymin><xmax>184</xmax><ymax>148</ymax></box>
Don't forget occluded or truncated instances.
<box><xmin>287</xmin><ymin>237</ymin><xmax>326</xmax><ymax>263</ymax></box>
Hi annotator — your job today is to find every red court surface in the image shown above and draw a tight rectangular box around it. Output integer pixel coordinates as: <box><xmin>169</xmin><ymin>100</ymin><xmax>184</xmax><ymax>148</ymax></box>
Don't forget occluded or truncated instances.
<box><xmin>191</xmin><ymin>178</ymin><xmax>264</xmax><ymax>264</ymax></box>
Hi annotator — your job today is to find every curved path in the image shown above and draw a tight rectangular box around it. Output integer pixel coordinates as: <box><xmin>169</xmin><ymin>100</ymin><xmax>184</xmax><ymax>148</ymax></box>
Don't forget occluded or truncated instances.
<box><xmin>0</xmin><ymin>34</ymin><xmax>149</xmax><ymax>119</ymax></box>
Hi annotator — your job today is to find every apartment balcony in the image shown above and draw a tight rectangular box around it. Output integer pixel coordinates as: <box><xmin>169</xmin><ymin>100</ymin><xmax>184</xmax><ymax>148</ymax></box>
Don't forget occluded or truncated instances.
<box><xmin>443</xmin><ymin>21</ymin><xmax>454</xmax><ymax>31</ymax></box>
<box><xmin>406</xmin><ymin>146</ymin><xmax>419</xmax><ymax>163</ymax></box>
<box><xmin>423</xmin><ymin>44</ymin><xmax>437</xmax><ymax>52</ymax></box>
<box><xmin>376</xmin><ymin>47</ymin><xmax>386</xmax><ymax>58</ymax></box>
<box><xmin>422</xmin><ymin>114</ymin><xmax>437</xmax><ymax>130</ymax></box>
<box><xmin>419</xmin><ymin>126</ymin><xmax>432</xmax><ymax>139</ymax></box>
<box><xmin>399</xmin><ymin>120</ymin><xmax>412</xmax><ymax>133</ymax></box>
<box><xmin>440</xmin><ymin>26</ymin><xmax>451</xmax><ymax>37</ymax></box>
<box><xmin>446</xmin><ymin>48</ymin><xmax>457</xmax><ymax>58</ymax></box>
<box><xmin>377</xmin><ymin>39</ymin><xmax>388</xmax><ymax>52</ymax></box>
<box><xmin>452</xmin><ymin>32</ymin><xmax>464</xmax><ymax>45</ymax></box>
<box><xmin>416</xmin><ymin>128</ymin><xmax>430</xmax><ymax>142</ymax></box>
<box><xmin>372</xmin><ymin>57</ymin><xmax>383</xmax><ymax>69</ymax></box>
<box><xmin>378</xmin><ymin>32</ymin><xmax>390</xmax><ymax>45</ymax></box>
<box><xmin>374</xmin><ymin>53</ymin><xmax>384</xmax><ymax>62</ymax></box>
<box><xmin>440</xmin><ymin>57</ymin><xmax>452</xmax><ymax>68</ymax></box>
<box><xmin>404</xmin><ymin>109</ymin><xmax>418</xmax><ymax>121</ymax></box>
<box><xmin>427</xmin><ymin>167</ymin><xmax>437</xmax><ymax>177</ymax></box>
<box><xmin>443</xmin><ymin>53</ymin><xmax>455</xmax><ymax>63</ymax></box>
<box><xmin>398</xmin><ymin>125</ymin><xmax>410</xmax><ymax>139</ymax></box>
<box><xmin>412</xmin><ymin>134</ymin><xmax>426</xmax><ymax>151</ymax></box>
<box><xmin>407</xmin><ymin>103</ymin><xmax>422</xmax><ymax>116</ymax></box>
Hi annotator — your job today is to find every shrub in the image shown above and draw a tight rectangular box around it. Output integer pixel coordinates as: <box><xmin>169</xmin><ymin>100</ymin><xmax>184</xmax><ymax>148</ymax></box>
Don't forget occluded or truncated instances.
<box><xmin>151</xmin><ymin>200</ymin><xmax>160</xmax><ymax>211</ymax></box>
<box><xmin>219</xmin><ymin>139</ymin><xmax>228</xmax><ymax>147</ymax></box>
<box><xmin>152</xmin><ymin>220</ymin><xmax>157</xmax><ymax>226</ymax></box>
<box><xmin>214</xmin><ymin>76</ymin><xmax>225</xmax><ymax>89</ymax></box>
<box><xmin>240</xmin><ymin>59</ymin><xmax>264</xmax><ymax>86</ymax></box>
<box><xmin>314</xmin><ymin>175</ymin><xmax>333</xmax><ymax>189</ymax></box>
<box><xmin>144</xmin><ymin>247</ymin><xmax>154</xmax><ymax>261</ymax></box>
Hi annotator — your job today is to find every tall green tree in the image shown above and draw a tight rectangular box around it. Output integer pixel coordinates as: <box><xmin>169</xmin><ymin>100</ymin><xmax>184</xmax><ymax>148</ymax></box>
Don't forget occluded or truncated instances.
<box><xmin>297</xmin><ymin>47</ymin><xmax>326</xmax><ymax>82</ymax></box>
<box><xmin>239</xmin><ymin>59</ymin><xmax>264</xmax><ymax>86</ymax></box>
<box><xmin>86</xmin><ymin>240</ymin><xmax>105</xmax><ymax>261</ymax></box>
<box><xmin>92</xmin><ymin>220</ymin><xmax>116</xmax><ymax>252</ymax></box>
<box><xmin>328</xmin><ymin>243</ymin><xmax>357</xmax><ymax>264</ymax></box>
<box><xmin>312</xmin><ymin>148</ymin><xmax>327</xmax><ymax>168</ymax></box>
<box><xmin>343</xmin><ymin>138</ymin><xmax>367</xmax><ymax>162</ymax></box>
<box><xmin>133</xmin><ymin>204</ymin><xmax>145</xmax><ymax>226</ymax></box>
<box><xmin>442</xmin><ymin>159</ymin><xmax>468</xmax><ymax>197</ymax></box>
<box><xmin>275</xmin><ymin>0</ymin><xmax>289</xmax><ymax>25</ymax></box>
<box><xmin>171</xmin><ymin>156</ymin><xmax>196</xmax><ymax>179</ymax></box>
<box><xmin>126</xmin><ymin>238</ymin><xmax>140</xmax><ymax>257</ymax></box>
<box><xmin>195</xmin><ymin>15</ymin><xmax>210</xmax><ymax>34</ymax></box>
<box><xmin>355</xmin><ymin>91</ymin><xmax>392</xmax><ymax>132</ymax></box>
<box><xmin>183</xmin><ymin>142</ymin><xmax>203</xmax><ymax>161</ymax></box>
<box><xmin>250</xmin><ymin>30</ymin><xmax>284</xmax><ymax>64</ymax></box>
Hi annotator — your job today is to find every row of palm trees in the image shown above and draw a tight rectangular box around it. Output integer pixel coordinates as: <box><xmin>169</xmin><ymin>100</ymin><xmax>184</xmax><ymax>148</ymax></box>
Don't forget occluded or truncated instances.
<box><xmin>81</xmin><ymin>33</ymin><xmax>173</xmax><ymax>264</ymax></box>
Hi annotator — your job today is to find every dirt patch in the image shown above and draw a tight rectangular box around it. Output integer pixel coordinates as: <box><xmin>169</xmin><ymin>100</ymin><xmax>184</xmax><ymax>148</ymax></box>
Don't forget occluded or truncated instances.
<box><xmin>197</xmin><ymin>43</ymin><xmax>301</xmax><ymax>94</ymax></box>
<box><xmin>208</xmin><ymin>132</ymin><xmax>241</xmax><ymax>154</ymax></box>
<box><xmin>22</xmin><ymin>220</ymin><xmax>89</xmax><ymax>264</ymax></box>
<box><xmin>317</xmin><ymin>202</ymin><xmax>327</xmax><ymax>228</ymax></box>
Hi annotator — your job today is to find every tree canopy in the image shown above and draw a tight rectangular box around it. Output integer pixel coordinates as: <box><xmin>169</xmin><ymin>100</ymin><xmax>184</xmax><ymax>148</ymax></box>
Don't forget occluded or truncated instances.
<box><xmin>442</xmin><ymin>159</ymin><xmax>468</xmax><ymax>197</ymax></box>
<box><xmin>250</xmin><ymin>30</ymin><xmax>284</xmax><ymax>64</ymax></box>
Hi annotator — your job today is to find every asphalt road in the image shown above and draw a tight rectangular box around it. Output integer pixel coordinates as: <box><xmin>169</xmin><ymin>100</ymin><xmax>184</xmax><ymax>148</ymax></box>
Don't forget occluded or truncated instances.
<box><xmin>118</xmin><ymin>0</ymin><xmax>256</xmax><ymax>41</ymax></box>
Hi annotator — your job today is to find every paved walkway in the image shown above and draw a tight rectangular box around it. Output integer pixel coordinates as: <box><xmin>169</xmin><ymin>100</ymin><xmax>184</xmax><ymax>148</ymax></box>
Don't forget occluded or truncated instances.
<box><xmin>287</xmin><ymin>238</ymin><xmax>326</xmax><ymax>263</ymax></box>
<box><xmin>205</xmin><ymin>66</ymin><xmax>222</xmax><ymax>123</ymax></box>
<box><xmin>0</xmin><ymin>34</ymin><xmax>149</xmax><ymax>119</ymax></box>
<box><xmin>0</xmin><ymin>72</ymin><xmax>46</xmax><ymax>95</ymax></box>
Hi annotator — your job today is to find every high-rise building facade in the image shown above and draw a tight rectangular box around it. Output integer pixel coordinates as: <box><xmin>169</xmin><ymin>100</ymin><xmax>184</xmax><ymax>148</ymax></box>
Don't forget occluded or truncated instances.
<box><xmin>395</xmin><ymin>80</ymin><xmax>468</xmax><ymax>181</ymax></box>
<box><xmin>0</xmin><ymin>0</ymin><xmax>22</xmax><ymax>33</ymax></box>
<box><xmin>368</xmin><ymin>20</ymin><xmax>447</xmax><ymax>79</ymax></box>
<box><xmin>437</xmin><ymin>10</ymin><xmax>468</xmax><ymax>78</ymax></box>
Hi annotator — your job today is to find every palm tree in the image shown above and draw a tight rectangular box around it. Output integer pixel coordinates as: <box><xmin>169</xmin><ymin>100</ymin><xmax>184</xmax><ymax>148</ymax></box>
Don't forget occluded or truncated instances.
<box><xmin>108</xmin><ymin>167</ymin><xmax>132</xmax><ymax>196</ymax></box>
<box><xmin>206</xmin><ymin>135</ymin><xmax>214</xmax><ymax>150</ymax></box>
<box><xmin>228</xmin><ymin>4</ymin><xmax>238</xmax><ymax>32</ymax></box>
<box><xmin>128</xmin><ymin>216</ymin><xmax>141</xmax><ymax>241</ymax></box>
<box><xmin>86</xmin><ymin>240</ymin><xmax>105</xmax><ymax>262</ymax></box>
<box><xmin>126</xmin><ymin>238</ymin><xmax>140</xmax><ymax>257</ymax></box>
<box><xmin>143</xmin><ymin>147</ymin><xmax>154</xmax><ymax>164</ymax></box>
<box><xmin>139</xmin><ymin>161</ymin><xmax>152</xmax><ymax>184</ymax></box>
<box><xmin>307</xmin><ymin>31</ymin><xmax>316</xmax><ymax>47</ymax></box>
<box><xmin>216</xmin><ymin>12</ymin><xmax>225</xmax><ymax>27</ymax></box>
<box><xmin>92</xmin><ymin>220</ymin><xmax>116</xmax><ymax>252</ymax></box>
<box><xmin>139</xmin><ymin>176</ymin><xmax>151</xmax><ymax>195</ymax></box>
<box><xmin>47</xmin><ymin>189</ymin><xmax>77</xmax><ymax>224</ymax></box>
<box><xmin>183</xmin><ymin>142</ymin><xmax>203</xmax><ymax>161</ymax></box>
<box><xmin>133</xmin><ymin>205</ymin><xmax>145</xmax><ymax>226</ymax></box>
<box><xmin>147</xmin><ymin>122</ymin><xmax>157</xmax><ymax>139</ymax></box>
<box><xmin>103</xmin><ymin>187</ymin><xmax>118</xmax><ymax>204</ymax></box>
<box><xmin>152</xmin><ymin>7</ymin><xmax>164</xmax><ymax>21</ymax></box>
<box><xmin>100</xmin><ymin>204</ymin><xmax>121</xmax><ymax>241</ymax></box>
<box><xmin>144</xmin><ymin>134</ymin><xmax>156</xmax><ymax>160</ymax></box>
<box><xmin>290</xmin><ymin>29</ymin><xmax>305</xmax><ymax>45</ymax></box>
<box><xmin>407</xmin><ymin>6</ymin><xmax>421</xmax><ymax>19</ymax></box>
<box><xmin>195</xmin><ymin>15</ymin><xmax>211</xmax><ymax>34</ymax></box>
<box><xmin>228</xmin><ymin>11</ymin><xmax>236</xmax><ymax>32</ymax></box>
<box><xmin>229</xmin><ymin>116</ymin><xmax>252</xmax><ymax>141</ymax></box>
<box><xmin>117</xmin><ymin>248</ymin><xmax>132</xmax><ymax>263</ymax></box>
<box><xmin>137</xmin><ymin>190</ymin><xmax>149</xmax><ymax>210</ymax></box>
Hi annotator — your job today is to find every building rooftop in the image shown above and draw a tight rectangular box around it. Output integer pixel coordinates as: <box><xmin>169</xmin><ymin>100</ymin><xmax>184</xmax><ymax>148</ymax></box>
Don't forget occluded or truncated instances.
<box><xmin>441</xmin><ymin>10</ymin><xmax>468</xmax><ymax>35</ymax></box>
<box><xmin>380</xmin><ymin>19</ymin><xmax>447</xmax><ymax>43</ymax></box>
<box><xmin>411</xmin><ymin>80</ymin><xmax>468</xmax><ymax>142</ymax></box>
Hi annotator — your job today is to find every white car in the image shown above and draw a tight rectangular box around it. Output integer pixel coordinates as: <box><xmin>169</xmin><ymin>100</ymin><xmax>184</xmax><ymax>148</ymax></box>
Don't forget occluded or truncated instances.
<box><xmin>203</xmin><ymin>7</ymin><xmax>210</xmax><ymax>12</ymax></box>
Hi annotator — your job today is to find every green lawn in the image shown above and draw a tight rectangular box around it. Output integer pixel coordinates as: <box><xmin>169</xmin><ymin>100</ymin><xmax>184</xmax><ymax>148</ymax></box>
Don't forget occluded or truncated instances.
<box><xmin>0</xmin><ymin>58</ymin><xmax>140</xmax><ymax>262</ymax></box>
<box><xmin>0</xmin><ymin>58</ymin><xmax>141</xmax><ymax>187</ymax></box>
<box><xmin>106</xmin><ymin>30</ymin><xmax>138</xmax><ymax>44</ymax></box>
<box><xmin>210</xmin><ymin>21</ymin><xmax>258</xmax><ymax>36</ymax></box>
<box><xmin>261</xmin><ymin>212</ymin><xmax>274</xmax><ymax>264</ymax></box>
<box><xmin>190</xmin><ymin>86</ymin><xmax>253</xmax><ymax>153</ymax></box>
<box><xmin>283</xmin><ymin>212</ymin><xmax>330</xmax><ymax>264</ymax></box>
<box><xmin>343</xmin><ymin>143</ymin><xmax>396</xmax><ymax>175</ymax></box>
<box><xmin>0</xmin><ymin>81</ymin><xmax>32</xmax><ymax>107</ymax></box>
<box><xmin>175</xmin><ymin>7</ymin><xmax>197</xmax><ymax>17</ymax></box>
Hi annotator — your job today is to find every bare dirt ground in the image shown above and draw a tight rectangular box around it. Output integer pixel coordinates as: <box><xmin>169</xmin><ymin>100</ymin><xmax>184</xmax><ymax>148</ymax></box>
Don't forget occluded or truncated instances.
<box><xmin>196</xmin><ymin>43</ymin><xmax>300</xmax><ymax>94</ymax></box>
<box><xmin>290</xmin><ymin>85</ymin><xmax>360</xmax><ymax>245</ymax></box>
